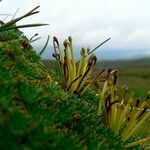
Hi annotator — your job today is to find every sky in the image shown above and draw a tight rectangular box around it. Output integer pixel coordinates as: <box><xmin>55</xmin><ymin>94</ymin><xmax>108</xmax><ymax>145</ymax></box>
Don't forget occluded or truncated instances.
<box><xmin>0</xmin><ymin>0</ymin><xmax>150</xmax><ymax>60</ymax></box>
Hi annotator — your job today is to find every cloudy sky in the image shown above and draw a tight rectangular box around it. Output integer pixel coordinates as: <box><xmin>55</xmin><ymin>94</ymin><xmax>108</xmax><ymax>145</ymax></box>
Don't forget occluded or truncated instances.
<box><xmin>1</xmin><ymin>0</ymin><xmax>150</xmax><ymax>59</ymax></box>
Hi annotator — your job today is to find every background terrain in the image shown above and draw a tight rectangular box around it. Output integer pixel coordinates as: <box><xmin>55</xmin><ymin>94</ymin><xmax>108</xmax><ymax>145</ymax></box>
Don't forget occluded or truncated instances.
<box><xmin>42</xmin><ymin>57</ymin><xmax>150</xmax><ymax>99</ymax></box>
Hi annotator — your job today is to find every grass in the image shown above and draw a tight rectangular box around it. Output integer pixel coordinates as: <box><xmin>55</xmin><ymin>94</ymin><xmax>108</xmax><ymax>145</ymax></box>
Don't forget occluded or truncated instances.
<box><xmin>119</xmin><ymin>68</ymin><xmax>150</xmax><ymax>99</ymax></box>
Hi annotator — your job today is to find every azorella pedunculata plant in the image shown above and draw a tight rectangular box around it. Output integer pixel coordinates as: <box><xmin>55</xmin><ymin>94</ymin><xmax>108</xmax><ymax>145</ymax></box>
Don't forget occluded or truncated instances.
<box><xmin>52</xmin><ymin>36</ymin><xmax>110</xmax><ymax>95</ymax></box>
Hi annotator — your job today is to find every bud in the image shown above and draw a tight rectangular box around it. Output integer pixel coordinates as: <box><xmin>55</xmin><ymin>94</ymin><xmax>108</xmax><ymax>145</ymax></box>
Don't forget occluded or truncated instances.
<box><xmin>68</xmin><ymin>36</ymin><xmax>72</xmax><ymax>42</ymax></box>
<box><xmin>87</xmin><ymin>47</ymin><xmax>90</xmax><ymax>53</ymax></box>
<box><xmin>107</xmin><ymin>68</ymin><xmax>113</xmax><ymax>74</ymax></box>
<box><xmin>90</xmin><ymin>54</ymin><xmax>97</xmax><ymax>64</ymax></box>
<box><xmin>52</xmin><ymin>53</ymin><xmax>56</xmax><ymax>58</ymax></box>
<box><xmin>88</xmin><ymin>58</ymin><xmax>93</xmax><ymax>67</ymax></box>
<box><xmin>63</xmin><ymin>39</ymin><xmax>68</xmax><ymax>48</ymax></box>
<box><xmin>113</xmin><ymin>70</ymin><xmax>118</xmax><ymax>85</ymax></box>
<box><xmin>53</xmin><ymin>36</ymin><xmax>59</xmax><ymax>46</ymax></box>
<box><xmin>80</xmin><ymin>48</ymin><xmax>85</xmax><ymax>55</ymax></box>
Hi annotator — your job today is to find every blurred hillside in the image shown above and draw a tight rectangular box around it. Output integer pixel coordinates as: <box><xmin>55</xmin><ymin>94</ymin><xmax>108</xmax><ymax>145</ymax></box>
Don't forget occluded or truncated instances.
<box><xmin>42</xmin><ymin>57</ymin><xmax>150</xmax><ymax>70</ymax></box>
<box><xmin>42</xmin><ymin>57</ymin><xmax>150</xmax><ymax>99</ymax></box>
<box><xmin>95</xmin><ymin>57</ymin><xmax>150</xmax><ymax>69</ymax></box>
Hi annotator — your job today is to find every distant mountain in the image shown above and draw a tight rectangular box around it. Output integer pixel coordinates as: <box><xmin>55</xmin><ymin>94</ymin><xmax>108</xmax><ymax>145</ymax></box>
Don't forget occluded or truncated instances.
<box><xmin>42</xmin><ymin>57</ymin><xmax>150</xmax><ymax>70</ymax></box>
<box><xmin>34</xmin><ymin>46</ymin><xmax>150</xmax><ymax>61</ymax></box>
<box><xmin>96</xmin><ymin>57</ymin><xmax>150</xmax><ymax>69</ymax></box>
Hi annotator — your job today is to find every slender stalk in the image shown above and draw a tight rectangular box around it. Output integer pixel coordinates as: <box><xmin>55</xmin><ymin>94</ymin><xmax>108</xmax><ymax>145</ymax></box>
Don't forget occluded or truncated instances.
<box><xmin>81</xmin><ymin>69</ymin><xmax>105</xmax><ymax>94</ymax></box>
<box><xmin>0</xmin><ymin>6</ymin><xmax>40</xmax><ymax>31</ymax></box>
<box><xmin>0</xmin><ymin>24</ymin><xmax>48</xmax><ymax>32</ymax></box>
<box><xmin>88</xmin><ymin>38</ymin><xmax>111</xmax><ymax>55</ymax></box>
<box><xmin>39</xmin><ymin>35</ymin><xmax>50</xmax><ymax>55</ymax></box>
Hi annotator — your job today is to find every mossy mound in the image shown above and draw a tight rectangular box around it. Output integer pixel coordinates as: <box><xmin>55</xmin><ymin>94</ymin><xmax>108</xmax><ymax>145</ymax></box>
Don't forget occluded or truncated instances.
<box><xmin>0</xmin><ymin>28</ymin><xmax>143</xmax><ymax>150</ymax></box>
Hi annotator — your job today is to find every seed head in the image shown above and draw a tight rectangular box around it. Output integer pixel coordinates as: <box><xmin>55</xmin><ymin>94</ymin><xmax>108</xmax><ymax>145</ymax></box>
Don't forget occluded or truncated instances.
<box><xmin>88</xmin><ymin>58</ymin><xmax>93</xmax><ymax>67</ymax></box>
